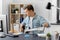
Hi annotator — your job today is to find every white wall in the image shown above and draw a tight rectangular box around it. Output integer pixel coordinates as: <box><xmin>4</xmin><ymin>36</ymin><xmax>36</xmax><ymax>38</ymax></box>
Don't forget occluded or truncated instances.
<box><xmin>51</xmin><ymin>0</ymin><xmax>57</xmax><ymax>23</ymax></box>
<box><xmin>0</xmin><ymin>0</ymin><xmax>2</xmax><ymax>15</ymax></box>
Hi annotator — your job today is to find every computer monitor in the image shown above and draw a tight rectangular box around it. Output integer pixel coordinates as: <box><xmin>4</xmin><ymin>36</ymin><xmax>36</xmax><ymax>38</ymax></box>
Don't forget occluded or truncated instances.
<box><xmin>0</xmin><ymin>15</ymin><xmax>7</xmax><ymax>34</ymax></box>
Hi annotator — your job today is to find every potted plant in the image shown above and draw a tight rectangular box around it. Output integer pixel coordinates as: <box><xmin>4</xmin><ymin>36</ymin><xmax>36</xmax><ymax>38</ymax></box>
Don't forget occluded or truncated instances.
<box><xmin>46</xmin><ymin>33</ymin><xmax>51</xmax><ymax>40</ymax></box>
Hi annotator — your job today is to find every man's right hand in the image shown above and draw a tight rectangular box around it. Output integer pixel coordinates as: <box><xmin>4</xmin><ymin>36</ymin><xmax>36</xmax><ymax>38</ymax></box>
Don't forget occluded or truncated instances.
<box><xmin>20</xmin><ymin>24</ymin><xmax>25</xmax><ymax>32</ymax></box>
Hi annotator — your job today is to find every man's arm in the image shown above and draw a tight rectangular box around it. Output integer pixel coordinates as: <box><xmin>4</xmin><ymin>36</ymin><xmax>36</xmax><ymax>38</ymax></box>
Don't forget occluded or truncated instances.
<box><xmin>20</xmin><ymin>17</ymin><xmax>27</xmax><ymax>32</ymax></box>
<box><xmin>40</xmin><ymin>16</ymin><xmax>50</xmax><ymax>27</ymax></box>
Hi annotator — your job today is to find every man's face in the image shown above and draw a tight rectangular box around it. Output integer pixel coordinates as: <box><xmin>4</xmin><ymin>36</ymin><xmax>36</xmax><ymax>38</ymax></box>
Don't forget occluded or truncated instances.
<box><xmin>24</xmin><ymin>9</ymin><xmax>32</xmax><ymax>16</ymax></box>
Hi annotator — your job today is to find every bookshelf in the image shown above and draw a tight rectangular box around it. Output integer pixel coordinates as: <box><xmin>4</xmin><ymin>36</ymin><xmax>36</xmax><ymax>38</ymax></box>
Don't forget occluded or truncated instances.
<box><xmin>9</xmin><ymin>4</ymin><xmax>26</xmax><ymax>34</ymax></box>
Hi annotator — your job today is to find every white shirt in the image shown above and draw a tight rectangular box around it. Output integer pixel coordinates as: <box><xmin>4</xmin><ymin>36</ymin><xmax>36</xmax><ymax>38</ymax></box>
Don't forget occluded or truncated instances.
<box><xmin>29</xmin><ymin>17</ymin><xmax>34</xmax><ymax>29</ymax></box>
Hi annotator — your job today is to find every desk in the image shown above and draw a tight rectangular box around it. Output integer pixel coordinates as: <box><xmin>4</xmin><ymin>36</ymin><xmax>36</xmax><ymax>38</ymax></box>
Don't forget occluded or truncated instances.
<box><xmin>0</xmin><ymin>34</ymin><xmax>46</xmax><ymax>40</ymax></box>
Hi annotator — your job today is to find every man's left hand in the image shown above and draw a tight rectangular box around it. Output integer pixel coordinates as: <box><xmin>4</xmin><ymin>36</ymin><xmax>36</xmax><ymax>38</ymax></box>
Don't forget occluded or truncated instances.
<box><xmin>44</xmin><ymin>23</ymin><xmax>49</xmax><ymax>28</ymax></box>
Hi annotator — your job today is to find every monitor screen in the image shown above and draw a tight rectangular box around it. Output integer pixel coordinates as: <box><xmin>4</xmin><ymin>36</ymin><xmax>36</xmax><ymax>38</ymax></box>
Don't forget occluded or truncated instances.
<box><xmin>0</xmin><ymin>15</ymin><xmax>7</xmax><ymax>34</ymax></box>
<box><xmin>0</xmin><ymin>20</ymin><xmax>3</xmax><ymax>32</ymax></box>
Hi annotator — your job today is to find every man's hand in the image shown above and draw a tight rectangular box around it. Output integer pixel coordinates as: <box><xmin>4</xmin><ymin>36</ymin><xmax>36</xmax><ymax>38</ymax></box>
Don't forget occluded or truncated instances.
<box><xmin>20</xmin><ymin>24</ymin><xmax>25</xmax><ymax>32</ymax></box>
<box><xmin>43</xmin><ymin>23</ymin><xmax>49</xmax><ymax>28</ymax></box>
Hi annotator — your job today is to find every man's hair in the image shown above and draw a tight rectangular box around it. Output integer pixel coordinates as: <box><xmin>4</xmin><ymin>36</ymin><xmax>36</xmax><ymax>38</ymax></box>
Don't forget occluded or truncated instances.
<box><xmin>24</xmin><ymin>4</ymin><xmax>34</xmax><ymax>11</ymax></box>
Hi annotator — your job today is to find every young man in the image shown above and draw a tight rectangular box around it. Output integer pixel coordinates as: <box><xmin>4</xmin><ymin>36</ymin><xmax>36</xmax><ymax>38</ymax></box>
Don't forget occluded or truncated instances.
<box><xmin>20</xmin><ymin>4</ymin><xmax>50</xmax><ymax>33</ymax></box>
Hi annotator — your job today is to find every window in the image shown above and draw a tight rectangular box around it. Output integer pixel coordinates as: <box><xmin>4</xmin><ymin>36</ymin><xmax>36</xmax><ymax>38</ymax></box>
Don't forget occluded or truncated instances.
<box><xmin>57</xmin><ymin>0</ymin><xmax>60</xmax><ymax>23</ymax></box>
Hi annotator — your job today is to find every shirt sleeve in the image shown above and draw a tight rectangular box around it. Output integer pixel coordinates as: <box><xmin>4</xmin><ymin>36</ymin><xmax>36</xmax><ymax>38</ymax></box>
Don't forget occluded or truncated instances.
<box><xmin>21</xmin><ymin>18</ymin><xmax>27</xmax><ymax>25</ymax></box>
<box><xmin>40</xmin><ymin>16</ymin><xmax>48</xmax><ymax>26</ymax></box>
